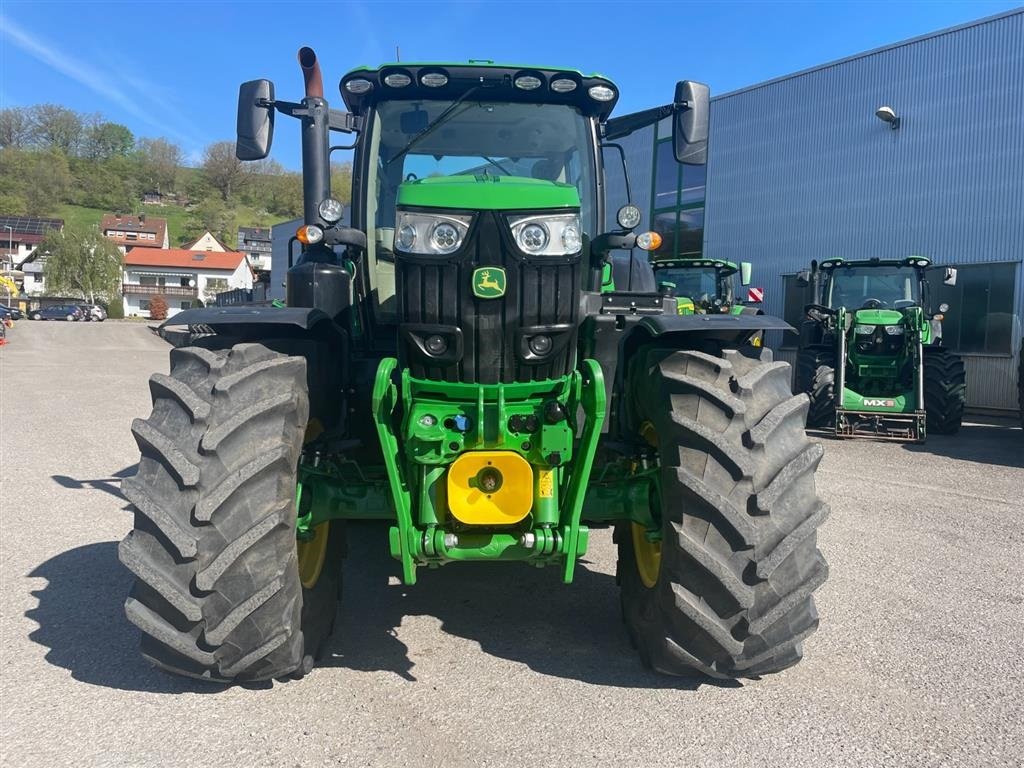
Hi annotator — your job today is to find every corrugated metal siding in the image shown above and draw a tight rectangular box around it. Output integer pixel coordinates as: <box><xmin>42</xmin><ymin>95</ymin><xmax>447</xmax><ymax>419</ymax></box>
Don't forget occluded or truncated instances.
<box><xmin>702</xmin><ymin>10</ymin><xmax>1024</xmax><ymax>410</ymax></box>
<box><xmin>605</xmin><ymin>124</ymin><xmax>655</xmax><ymax>231</ymax></box>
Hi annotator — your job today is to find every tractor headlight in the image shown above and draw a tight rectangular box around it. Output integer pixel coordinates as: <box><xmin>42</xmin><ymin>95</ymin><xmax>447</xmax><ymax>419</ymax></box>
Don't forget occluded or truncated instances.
<box><xmin>884</xmin><ymin>325</ymin><xmax>905</xmax><ymax>335</ymax></box>
<box><xmin>394</xmin><ymin>212</ymin><xmax>472</xmax><ymax>256</ymax></box>
<box><xmin>508</xmin><ymin>213</ymin><xmax>582</xmax><ymax>257</ymax></box>
<box><xmin>854</xmin><ymin>325</ymin><xmax>876</xmax><ymax>335</ymax></box>
<box><xmin>318</xmin><ymin>197</ymin><xmax>344</xmax><ymax>224</ymax></box>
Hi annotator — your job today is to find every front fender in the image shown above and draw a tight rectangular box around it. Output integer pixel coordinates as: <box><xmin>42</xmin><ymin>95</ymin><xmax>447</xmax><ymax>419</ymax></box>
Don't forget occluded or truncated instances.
<box><xmin>636</xmin><ymin>313</ymin><xmax>792</xmax><ymax>336</ymax></box>
<box><xmin>160</xmin><ymin>305</ymin><xmax>334</xmax><ymax>330</ymax></box>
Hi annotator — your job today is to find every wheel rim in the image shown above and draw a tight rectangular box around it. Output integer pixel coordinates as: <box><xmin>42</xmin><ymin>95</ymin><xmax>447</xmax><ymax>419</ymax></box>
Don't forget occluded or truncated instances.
<box><xmin>297</xmin><ymin>521</ymin><xmax>329</xmax><ymax>589</ymax></box>
<box><xmin>632</xmin><ymin>420</ymin><xmax>662</xmax><ymax>588</ymax></box>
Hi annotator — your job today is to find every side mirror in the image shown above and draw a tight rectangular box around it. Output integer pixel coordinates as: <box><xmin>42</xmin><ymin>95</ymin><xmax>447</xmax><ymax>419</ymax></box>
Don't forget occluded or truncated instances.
<box><xmin>740</xmin><ymin>262</ymin><xmax>752</xmax><ymax>287</ymax></box>
<box><xmin>236</xmin><ymin>79</ymin><xmax>275</xmax><ymax>161</ymax></box>
<box><xmin>943</xmin><ymin>267</ymin><xmax>958</xmax><ymax>286</ymax></box>
<box><xmin>795</xmin><ymin>269</ymin><xmax>811</xmax><ymax>287</ymax></box>
<box><xmin>672</xmin><ymin>81</ymin><xmax>710</xmax><ymax>165</ymax></box>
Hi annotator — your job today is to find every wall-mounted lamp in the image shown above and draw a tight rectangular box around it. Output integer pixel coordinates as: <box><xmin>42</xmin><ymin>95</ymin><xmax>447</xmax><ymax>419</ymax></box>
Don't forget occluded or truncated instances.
<box><xmin>875</xmin><ymin>105</ymin><xmax>901</xmax><ymax>130</ymax></box>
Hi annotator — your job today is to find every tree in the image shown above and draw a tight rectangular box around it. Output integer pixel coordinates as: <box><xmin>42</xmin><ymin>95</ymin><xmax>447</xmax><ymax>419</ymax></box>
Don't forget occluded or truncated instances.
<box><xmin>148</xmin><ymin>294</ymin><xmax>168</xmax><ymax>320</ymax></box>
<box><xmin>0</xmin><ymin>148</ymin><xmax>72</xmax><ymax>215</ymax></box>
<box><xmin>202</xmin><ymin>140</ymin><xmax>247</xmax><ymax>200</ymax></box>
<box><xmin>136</xmin><ymin>137</ymin><xmax>182</xmax><ymax>195</ymax></box>
<box><xmin>40</xmin><ymin>224</ymin><xmax>123</xmax><ymax>303</ymax></box>
<box><xmin>182</xmin><ymin>197</ymin><xmax>238</xmax><ymax>246</ymax></box>
<box><xmin>28</xmin><ymin>104</ymin><xmax>83</xmax><ymax>154</ymax></box>
<box><xmin>82</xmin><ymin>121</ymin><xmax>134</xmax><ymax>160</ymax></box>
<box><xmin>0</xmin><ymin>108</ymin><xmax>33</xmax><ymax>149</ymax></box>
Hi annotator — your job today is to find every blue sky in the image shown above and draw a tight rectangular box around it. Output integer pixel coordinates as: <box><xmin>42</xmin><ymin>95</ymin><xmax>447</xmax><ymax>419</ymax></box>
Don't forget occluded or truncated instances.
<box><xmin>2</xmin><ymin>0</ymin><xmax>1020</xmax><ymax>169</ymax></box>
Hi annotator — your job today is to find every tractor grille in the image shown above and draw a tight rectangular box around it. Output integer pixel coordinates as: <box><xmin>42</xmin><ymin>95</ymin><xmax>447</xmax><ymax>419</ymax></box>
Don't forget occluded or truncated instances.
<box><xmin>395</xmin><ymin>210</ymin><xmax>582</xmax><ymax>384</ymax></box>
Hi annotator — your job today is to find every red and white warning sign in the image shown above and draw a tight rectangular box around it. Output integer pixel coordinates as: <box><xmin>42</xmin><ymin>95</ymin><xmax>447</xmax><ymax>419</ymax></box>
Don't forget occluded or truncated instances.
<box><xmin>747</xmin><ymin>287</ymin><xmax>765</xmax><ymax>303</ymax></box>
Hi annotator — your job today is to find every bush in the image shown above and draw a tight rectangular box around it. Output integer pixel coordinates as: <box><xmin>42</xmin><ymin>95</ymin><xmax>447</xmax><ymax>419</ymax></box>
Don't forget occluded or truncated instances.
<box><xmin>148</xmin><ymin>294</ymin><xmax>168</xmax><ymax>321</ymax></box>
<box><xmin>104</xmin><ymin>297</ymin><xmax>124</xmax><ymax>319</ymax></box>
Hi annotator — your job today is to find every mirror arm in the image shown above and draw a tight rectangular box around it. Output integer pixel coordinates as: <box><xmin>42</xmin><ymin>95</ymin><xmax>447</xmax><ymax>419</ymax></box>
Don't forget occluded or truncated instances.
<box><xmin>604</xmin><ymin>103</ymin><xmax>673</xmax><ymax>141</ymax></box>
<box><xmin>328</xmin><ymin>110</ymin><xmax>361</xmax><ymax>133</ymax></box>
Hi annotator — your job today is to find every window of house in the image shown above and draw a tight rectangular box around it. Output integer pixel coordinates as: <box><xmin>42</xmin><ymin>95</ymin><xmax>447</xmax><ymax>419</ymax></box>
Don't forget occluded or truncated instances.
<box><xmin>927</xmin><ymin>262</ymin><xmax>1018</xmax><ymax>355</ymax></box>
<box><xmin>126</xmin><ymin>233</ymin><xmax>137</xmax><ymax>240</ymax></box>
<box><xmin>139</xmin><ymin>300</ymin><xmax>151</xmax><ymax>311</ymax></box>
<box><xmin>180</xmin><ymin>301</ymin><xmax>191</xmax><ymax>310</ymax></box>
<box><xmin>139</xmin><ymin>276</ymin><xmax>157</xmax><ymax>286</ymax></box>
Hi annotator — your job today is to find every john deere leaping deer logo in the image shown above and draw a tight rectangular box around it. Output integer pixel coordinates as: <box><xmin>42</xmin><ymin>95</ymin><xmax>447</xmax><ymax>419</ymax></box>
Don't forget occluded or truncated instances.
<box><xmin>472</xmin><ymin>267</ymin><xmax>506</xmax><ymax>299</ymax></box>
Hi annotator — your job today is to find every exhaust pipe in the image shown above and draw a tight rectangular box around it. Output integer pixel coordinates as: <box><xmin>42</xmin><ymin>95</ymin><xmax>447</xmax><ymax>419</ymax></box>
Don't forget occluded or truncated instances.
<box><xmin>296</xmin><ymin>46</ymin><xmax>330</xmax><ymax>229</ymax></box>
<box><xmin>298</xmin><ymin>47</ymin><xmax>323</xmax><ymax>99</ymax></box>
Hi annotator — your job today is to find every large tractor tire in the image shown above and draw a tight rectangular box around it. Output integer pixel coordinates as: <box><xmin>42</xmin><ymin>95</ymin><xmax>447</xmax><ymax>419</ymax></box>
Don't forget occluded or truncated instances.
<box><xmin>119</xmin><ymin>341</ymin><xmax>344</xmax><ymax>682</ymax></box>
<box><xmin>617</xmin><ymin>345</ymin><xmax>829</xmax><ymax>678</ymax></box>
<box><xmin>796</xmin><ymin>345</ymin><xmax>836</xmax><ymax>429</ymax></box>
<box><xmin>922</xmin><ymin>347</ymin><xmax>966</xmax><ymax>435</ymax></box>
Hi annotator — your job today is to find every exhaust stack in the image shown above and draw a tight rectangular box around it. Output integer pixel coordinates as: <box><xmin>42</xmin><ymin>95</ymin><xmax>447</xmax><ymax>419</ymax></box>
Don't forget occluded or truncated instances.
<box><xmin>298</xmin><ymin>46</ymin><xmax>324</xmax><ymax>99</ymax></box>
<box><xmin>296</xmin><ymin>46</ymin><xmax>330</xmax><ymax>228</ymax></box>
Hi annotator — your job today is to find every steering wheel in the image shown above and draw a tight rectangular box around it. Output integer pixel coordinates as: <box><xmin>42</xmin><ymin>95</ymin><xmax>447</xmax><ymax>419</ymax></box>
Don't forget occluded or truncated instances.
<box><xmin>860</xmin><ymin>298</ymin><xmax>886</xmax><ymax>309</ymax></box>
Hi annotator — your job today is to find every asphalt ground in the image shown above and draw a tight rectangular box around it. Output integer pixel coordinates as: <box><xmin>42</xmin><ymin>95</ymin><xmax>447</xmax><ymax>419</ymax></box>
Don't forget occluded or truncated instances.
<box><xmin>2</xmin><ymin>320</ymin><xmax>1022</xmax><ymax>768</ymax></box>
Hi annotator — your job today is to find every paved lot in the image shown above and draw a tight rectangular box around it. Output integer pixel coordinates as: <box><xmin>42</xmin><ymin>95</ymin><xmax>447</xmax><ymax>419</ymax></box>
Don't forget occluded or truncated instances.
<box><xmin>2</xmin><ymin>320</ymin><xmax>1022</xmax><ymax>767</ymax></box>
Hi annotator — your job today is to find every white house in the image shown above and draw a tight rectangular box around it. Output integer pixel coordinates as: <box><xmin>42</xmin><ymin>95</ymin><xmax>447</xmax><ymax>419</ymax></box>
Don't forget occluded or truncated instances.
<box><xmin>183</xmin><ymin>231</ymin><xmax>231</xmax><ymax>252</ymax></box>
<box><xmin>122</xmin><ymin>248</ymin><xmax>253</xmax><ymax>318</ymax></box>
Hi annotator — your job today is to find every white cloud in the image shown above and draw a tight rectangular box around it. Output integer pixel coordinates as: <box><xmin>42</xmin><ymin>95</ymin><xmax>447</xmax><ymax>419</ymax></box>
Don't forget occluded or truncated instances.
<box><xmin>0</xmin><ymin>13</ymin><xmax>199</xmax><ymax>145</ymax></box>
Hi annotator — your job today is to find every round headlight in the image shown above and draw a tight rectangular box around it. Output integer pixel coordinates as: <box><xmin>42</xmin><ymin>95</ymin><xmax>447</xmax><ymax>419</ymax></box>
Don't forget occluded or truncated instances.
<box><xmin>588</xmin><ymin>85</ymin><xmax>615</xmax><ymax>102</ymax></box>
<box><xmin>384</xmin><ymin>73</ymin><xmax>411</xmax><ymax>87</ymax></box>
<box><xmin>635</xmin><ymin>231</ymin><xmax>662</xmax><ymax>251</ymax></box>
<box><xmin>318</xmin><ymin>198</ymin><xmax>344</xmax><ymax>223</ymax></box>
<box><xmin>397</xmin><ymin>224</ymin><xmax>417</xmax><ymax>250</ymax></box>
<box><xmin>617</xmin><ymin>204</ymin><xmax>642</xmax><ymax>230</ymax></box>
<box><xmin>344</xmin><ymin>78</ymin><xmax>373</xmax><ymax>94</ymax></box>
<box><xmin>528</xmin><ymin>335</ymin><xmax>552</xmax><ymax>356</ymax></box>
<box><xmin>561</xmin><ymin>224</ymin><xmax>582</xmax><ymax>254</ymax></box>
<box><xmin>515</xmin><ymin>75</ymin><xmax>542</xmax><ymax>90</ymax></box>
<box><xmin>425</xmin><ymin>334</ymin><xmax>448</xmax><ymax>355</ymax></box>
<box><xmin>519</xmin><ymin>223</ymin><xmax>549</xmax><ymax>252</ymax></box>
<box><xmin>431</xmin><ymin>222</ymin><xmax>460</xmax><ymax>253</ymax></box>
<box><xmin>420</xmin><ymin>72</ymin><xmax>448</xmax><ymax>88</ymax></box>
<box><xmin>939</xmin><ymin>303</ymin><xmax>949</xmax><ymax>313</ymax></box>
<box><xmin>550</xmin><ymin>78</ymin><xmax>577</xmax><ymax>93</ymax></box>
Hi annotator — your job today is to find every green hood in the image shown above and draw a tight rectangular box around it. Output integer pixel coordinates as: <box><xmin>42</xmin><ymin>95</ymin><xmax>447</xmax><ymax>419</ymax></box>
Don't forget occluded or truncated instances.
<box><xmin>854</xmin><ymin>309</ymin><xmax>903</xmax><ymax>326</ymax></box>
<box><xmin>396</xmin><ymin>175</ymin><xmax>580</xmax><ymax>211</ymax></box>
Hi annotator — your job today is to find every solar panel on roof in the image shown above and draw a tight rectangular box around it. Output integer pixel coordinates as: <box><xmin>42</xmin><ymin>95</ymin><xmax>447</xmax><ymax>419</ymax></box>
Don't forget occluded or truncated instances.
<box><xmin>0</xmin><ymin>216</ymin><xmax>63</xmax><ymax>235</ymax></box>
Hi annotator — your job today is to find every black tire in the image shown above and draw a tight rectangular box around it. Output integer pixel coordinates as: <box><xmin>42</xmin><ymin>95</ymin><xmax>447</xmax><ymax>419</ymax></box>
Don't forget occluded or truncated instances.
<box><xmin>923</xmin><ymin>347</ymin><xmax>966</xmax><ymax>435</ymax></box>
<box><xmin>120</xmin><ymin>341</ymin><xmax>343</xmax><ymax>682</ymax></box>
<box><xmin>796</xmin><ymin>345</ymin><xmax>836</xmax><ymax>429</ymax></box>
<box><xmin>617</xmin><ymin>345</ymin><xmax>829</xmax><ymax>679</ymax></box>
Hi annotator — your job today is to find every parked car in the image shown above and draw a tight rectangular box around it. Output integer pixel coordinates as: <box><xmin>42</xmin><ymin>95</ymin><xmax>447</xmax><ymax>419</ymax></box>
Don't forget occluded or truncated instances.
<box><xmin>77</xmin><ymin>304</ymin><xmax>107</xmax><ymax>321</ymax></box>
<box><xmin>0</xmin><ymin>305</ymin><xmax>24</xmax><ymax>320</ymax></box>
<box><xmin>29</xmin><ymin>305</ymin><xmax>84</xmax><ymax>321</ymax></box>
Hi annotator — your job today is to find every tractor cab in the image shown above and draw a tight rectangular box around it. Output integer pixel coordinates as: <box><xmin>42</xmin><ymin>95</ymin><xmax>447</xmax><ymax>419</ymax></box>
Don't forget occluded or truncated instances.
<box><xmin>651</xmin><ymin>257</ymin><xmax>752</xmax><ymax>315</ymax></box>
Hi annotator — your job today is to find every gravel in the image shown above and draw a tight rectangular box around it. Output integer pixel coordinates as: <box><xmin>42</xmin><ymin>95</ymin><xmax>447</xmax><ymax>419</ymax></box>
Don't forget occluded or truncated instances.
<box><xmin>2</xmin><ymin>320</ymin><xmax>1022</xmax><ymax>767</ymax></box>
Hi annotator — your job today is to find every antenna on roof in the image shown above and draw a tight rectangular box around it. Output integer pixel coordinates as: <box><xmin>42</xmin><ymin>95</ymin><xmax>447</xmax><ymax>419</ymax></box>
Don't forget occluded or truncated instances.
<box><xmin>396</xmin><ymin>45</ymin><xmax>400</xmax><ymax>62</ymax></box>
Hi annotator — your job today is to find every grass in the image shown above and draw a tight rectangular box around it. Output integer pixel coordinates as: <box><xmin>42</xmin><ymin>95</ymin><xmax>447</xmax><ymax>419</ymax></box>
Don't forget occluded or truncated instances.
<box><xmin>55</xmin><ymin>202</ymin><xmax>288</xmax><ymax>248</ymax></box>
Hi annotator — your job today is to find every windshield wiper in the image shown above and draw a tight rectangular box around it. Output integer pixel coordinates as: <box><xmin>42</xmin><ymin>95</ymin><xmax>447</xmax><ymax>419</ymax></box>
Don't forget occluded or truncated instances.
<box><xmin>386</xmin><ymin>86</ymin><xmax>480</xmax><ymax>168</ymax></box>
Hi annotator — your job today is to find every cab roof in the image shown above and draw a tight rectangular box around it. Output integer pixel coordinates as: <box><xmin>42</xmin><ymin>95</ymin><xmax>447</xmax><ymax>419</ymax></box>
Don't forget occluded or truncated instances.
<box><xmin>339</xmin><ymin>62</ymin><xmax>620</xmax><ymax>119</ymax></box>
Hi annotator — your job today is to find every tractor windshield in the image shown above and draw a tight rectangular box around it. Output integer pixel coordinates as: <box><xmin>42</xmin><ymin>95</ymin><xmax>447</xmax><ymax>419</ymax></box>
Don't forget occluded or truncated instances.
<box><xmin>656</xmin><ymin>265</ymin><xmax>732</xmax><ymax>305</ymax></box>
<box><xmin>825</xmin><ymin>265</ymin><xmax>922</xmax><ymax>310</ymax></box>
<box><xmin>363</xmin><ymin>99</ymin><xmax>597</xmax><ymax>323</ymax></box>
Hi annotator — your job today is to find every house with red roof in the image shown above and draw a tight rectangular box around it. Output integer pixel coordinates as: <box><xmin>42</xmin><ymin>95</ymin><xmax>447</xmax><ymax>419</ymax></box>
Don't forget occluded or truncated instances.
<box><xmin>121</xmin><ymin>247</ymin><xmax>253</xmax><ymax>318</ymax></box>
<box><xmin>101</xmin><ymin>213</ymin><xmax>169</xmax><ymax>251</ymax></box>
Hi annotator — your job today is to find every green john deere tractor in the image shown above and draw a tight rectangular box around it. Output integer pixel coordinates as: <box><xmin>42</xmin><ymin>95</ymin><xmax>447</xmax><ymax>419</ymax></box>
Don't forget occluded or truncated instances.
<box><xmin>119</xmin><ymin>48</ymin><xmax>829</xmax><ymax>683</ymax></box>
<box><xmin>651</xmin><ymin>257</ymin><xmax>755</xmax><ymax>316</ymax></box>
<box><xmin>795</xmin><ymin>256</ymin><xmax>966</xmax><ymax>441</ymax></box>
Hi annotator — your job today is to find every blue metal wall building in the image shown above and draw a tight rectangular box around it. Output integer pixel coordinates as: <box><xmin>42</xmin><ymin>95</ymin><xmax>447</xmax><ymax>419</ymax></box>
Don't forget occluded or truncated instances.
<box><xmin>613</xmin><ymin>9</ymin><xmax>1023</xmax><ymax>411</ymax></box>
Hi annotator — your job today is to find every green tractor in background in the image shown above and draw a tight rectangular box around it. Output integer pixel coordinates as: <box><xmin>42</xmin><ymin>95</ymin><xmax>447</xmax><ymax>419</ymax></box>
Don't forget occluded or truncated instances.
<box><xmin>795</xmin><ymin>256</ymin><xmax>966</xmax><ymax>441</ymax></box>
<box><xmin>119</xmin><ymin>48</ymin><xmax>829</xmax><ymax>683</ymax></box>
<box><xmin>651</xmin><ymin>257</ymin><xmax>756</xmax><ymax>316</ymax></box>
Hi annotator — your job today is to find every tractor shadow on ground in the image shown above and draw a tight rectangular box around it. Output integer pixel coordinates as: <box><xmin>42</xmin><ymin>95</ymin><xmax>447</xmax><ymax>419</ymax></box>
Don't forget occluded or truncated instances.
<box><xmin>25</xmin><ymin>541</ymin><xmax>223</xmax><ymax>694</ymax></box>
<box><xmin>320</xmin><ymin>522</ymin><xmax>734</xmax><ymax>691</ymax></box>
<box><xmin>51</xmin><ymin>464</ymin><xmax>137</xmax><ymax>501</ymax></box>
<box><xmin>901</xmin><ymin>418</ymin><xmax>1024</xmax><ymax>468</ymax></box>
